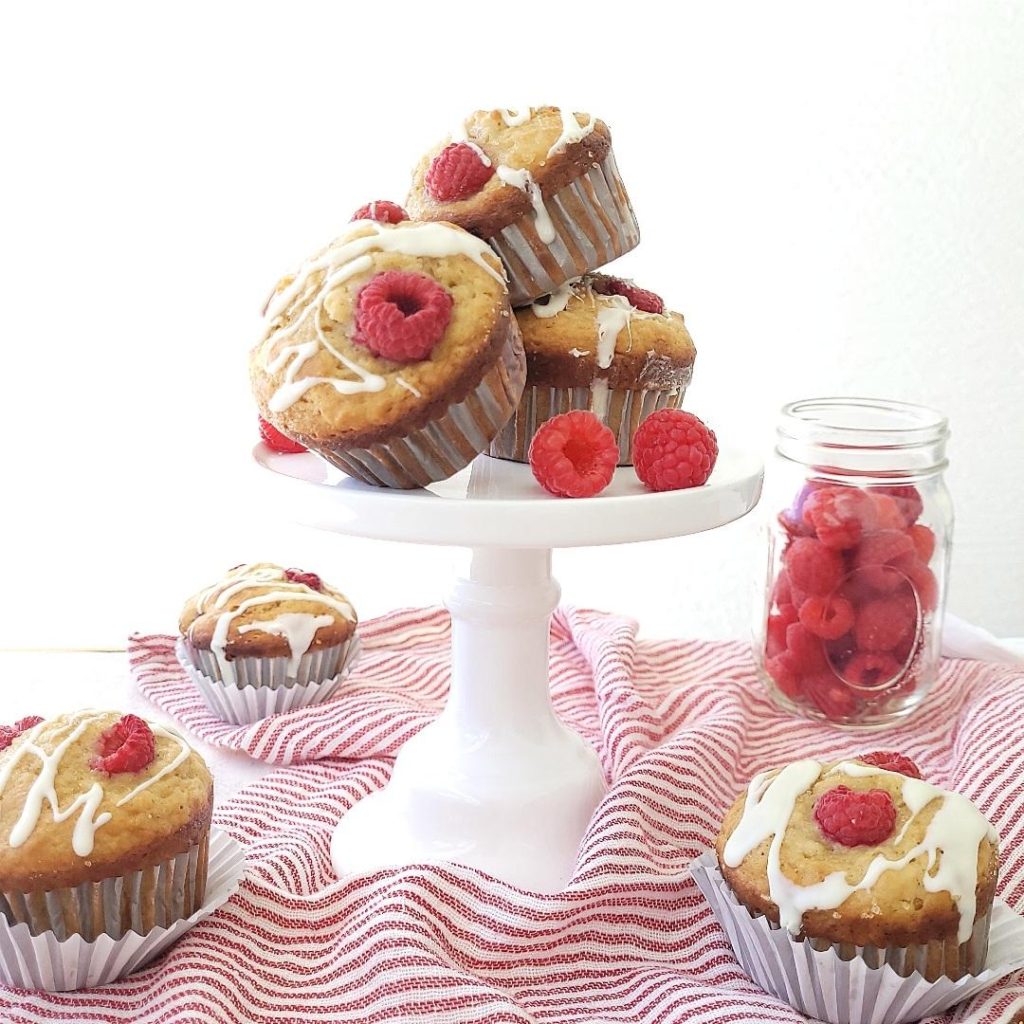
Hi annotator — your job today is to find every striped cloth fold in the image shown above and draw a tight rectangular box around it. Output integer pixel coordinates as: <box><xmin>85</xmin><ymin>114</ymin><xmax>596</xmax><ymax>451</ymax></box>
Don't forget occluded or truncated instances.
<box><xmin>3</xmin><ymin>607</ymin><xmax>1022</xmax><ymax>1023</ymax></box>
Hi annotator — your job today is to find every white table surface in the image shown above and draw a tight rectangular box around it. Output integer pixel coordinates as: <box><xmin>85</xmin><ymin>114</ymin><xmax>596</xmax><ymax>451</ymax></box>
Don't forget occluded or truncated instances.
<box><xmin>0</xmin><ymin>651</ymin><xmax>269</xmax><ymax>802</ymax></box>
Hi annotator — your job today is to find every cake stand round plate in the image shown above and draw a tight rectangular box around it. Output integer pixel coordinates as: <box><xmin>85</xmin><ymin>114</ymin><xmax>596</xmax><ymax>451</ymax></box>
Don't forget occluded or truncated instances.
<box><xmin>253</xmin><ymin>446</ymin><xmax>764</xmax><ymax>893</ymax></box>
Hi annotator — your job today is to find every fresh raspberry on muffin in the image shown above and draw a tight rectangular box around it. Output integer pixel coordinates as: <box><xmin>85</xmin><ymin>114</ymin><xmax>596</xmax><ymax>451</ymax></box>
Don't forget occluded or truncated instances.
<box><xmin>858</xmin><ymin>751</ymin><xmax>923</xmax><ymax>778</ymax></box>
<box><xmin>353</xmin><ymin>271</ymin><xmax>454</xmax><ymax>362</ymax></box>
<box><xmin>814</xmin><ymin>785</ymin><xmax>897</xmax><ymax>846</ymax></box>
<box><xmin>351</xmin><ymin>200</ymin><xmax>408</xmax><ymax>224</ymax></box>
<box><xmin>425</xmin><ymin>142</ymin><xmax>495</xmax><ymax>202</ymax></box>
<box><xmin>590</xmin><ymin>274</ymin><xmax>664</xmax><ymax>314</ymax></box>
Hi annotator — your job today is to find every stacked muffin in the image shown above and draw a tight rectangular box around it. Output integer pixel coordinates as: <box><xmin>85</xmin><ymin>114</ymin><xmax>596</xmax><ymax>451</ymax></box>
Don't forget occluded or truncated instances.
<box><xmin>252</xmin><ymin>106</ymin><xmax>698</xmax><ymax>485</ymax></box>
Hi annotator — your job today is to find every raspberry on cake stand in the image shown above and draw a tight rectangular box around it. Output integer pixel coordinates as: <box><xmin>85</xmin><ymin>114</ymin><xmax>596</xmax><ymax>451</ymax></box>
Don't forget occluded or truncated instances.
<box><xmin>253</xmin><ymin>448</ymin><xmax>763</xmax><ymax>893</ymax></box>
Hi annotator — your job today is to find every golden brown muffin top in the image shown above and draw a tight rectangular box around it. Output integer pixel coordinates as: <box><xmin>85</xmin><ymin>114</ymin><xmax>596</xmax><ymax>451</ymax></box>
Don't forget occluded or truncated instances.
<box><xmin>515</xmin><ymin>275</ymin><xmax>695</xmax><ymax>390</ymax></box>
<box><xmin>179</xmin><ymin>563</ymin><xmax>357</xmax><ymax>663</ymax></box>
<box><xmin>0</xmin><ymin>711</ymin><xmax>213</xmax><ymax>891</ymax></box>
<box><xmin>250</xmin><ymin>220</ymin><xmax>512</xmax><ymax>446</ymax></box>
<box><xmin>714</xmin><ymin>758</ymin><xmax>999</xmax><ymax>950</ymax></box>
<box><xmin>406</xmin><ymin>107</ymin><xmax>612</xmax><ymax>238</ymax></box>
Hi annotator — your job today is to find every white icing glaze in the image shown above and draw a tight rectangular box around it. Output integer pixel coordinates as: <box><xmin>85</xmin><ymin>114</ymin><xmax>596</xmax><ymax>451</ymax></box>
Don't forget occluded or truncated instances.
<box><xmin>498</xmin><ymin>108</ymin><xmax>533</xmax><ymax>127</ymax></box>
<box><xmin>723</xmin><ymin>760</ymin><xmax>998</xmax><ymax>944</ymax></box>
<box><xmin>495</xmin><ymin>165</ymin><xmax>555</xmax><ymax>244</ymax></box>
<box><xmin>0</xmin><ymin>713</ymin><xmax>198</xmax><ymax>858</ymax></box>
<box><xmin>261</xmin><ymin>222</ymin><xmax>506</xmax><ymax>412</ymax></box>
<box><xmin>396</xmin><ymin>376</ymin><xmax>423</xmax><ymax>399</ymax></box>
<box><xmin>546</xmin><ymin>109</ymin><xmax>596</xmax><ymax>158</ymax></box>
<box><xmin>192</xmin><ymin>564</ymin><xmax>355</xmax><ymax>687</ymax></box>
<box><xmin>569</xmin><ymin>347</ymin><xmax>589</xmax><ymax>358</ymax></box>
<box><xmin>595</xmin><ymin>296</ymin><xmax>633</xmax><ymax>369</ymax></box>
<box><xmin>239</xmin><ymin>612</ymin><xmax>334</xmax><ymax>677</ymax></box>
<box><xmin>530</xmin><ymin>281</ymin><xmax>575</xmax><ymax>319</ymax></box>
<box><xmin>589</xmin><ymin>379</ymin><xmax>610</xmax><ymax>418</ymax></box>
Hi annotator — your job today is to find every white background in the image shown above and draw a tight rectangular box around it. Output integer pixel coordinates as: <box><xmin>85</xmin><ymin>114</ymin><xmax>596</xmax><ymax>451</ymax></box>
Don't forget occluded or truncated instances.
<box><xmin>1</xmin><ymin>1</ymin><xmax>1022</xmax><ymax>651</ymax></box>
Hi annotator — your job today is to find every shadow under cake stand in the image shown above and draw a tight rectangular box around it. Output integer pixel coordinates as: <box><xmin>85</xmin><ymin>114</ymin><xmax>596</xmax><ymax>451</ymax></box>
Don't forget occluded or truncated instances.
<box><xmin>253</xmin><ymin>447</ymin><xmax>764</xmax><ymax>893</ymax></box>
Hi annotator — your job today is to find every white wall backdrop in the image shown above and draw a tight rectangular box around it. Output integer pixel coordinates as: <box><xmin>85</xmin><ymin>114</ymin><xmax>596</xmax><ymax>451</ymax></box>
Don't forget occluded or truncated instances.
<box><xmin>1</xmin><ymin>1</ymin><xmax>1022</xmax><ymax>649</ymax></box>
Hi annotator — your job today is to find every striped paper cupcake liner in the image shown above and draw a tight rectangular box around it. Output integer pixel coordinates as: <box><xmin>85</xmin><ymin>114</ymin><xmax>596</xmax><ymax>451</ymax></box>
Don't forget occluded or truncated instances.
<box><xmin>690</xmin><ymin>851</ymin><xmax>1024</xmax><ymax>1024</ymax></box>
<box><xmin>177</xmin><ymin>636</ymin><xmax>361</xmax><ymax>725</ymax></box>
<box><xmin>489</xmin><ymin>379</ymin><xmax>689</xmax><ymax>466</ymax></box>
<box><xmin>308</xmin><ymin>317</ymin><xmax>526</xmax><ymax>489</ymax></box>
<box><xmin>0</xmin><ymin>829</ymin><xmax>244</xmax><ymax>992</ymax></box>
<box><xmin>489</xmin><ymin>150</ymin><xmax>640</xmax><ymax>307</ymax></box>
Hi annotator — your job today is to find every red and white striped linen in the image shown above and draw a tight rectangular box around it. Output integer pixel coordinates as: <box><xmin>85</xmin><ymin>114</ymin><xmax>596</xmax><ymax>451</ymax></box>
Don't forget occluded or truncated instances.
<box><xmin>3</xmin><ymin>606</ymin><xmax>1022</xmax><ymax>1023</ymax></box>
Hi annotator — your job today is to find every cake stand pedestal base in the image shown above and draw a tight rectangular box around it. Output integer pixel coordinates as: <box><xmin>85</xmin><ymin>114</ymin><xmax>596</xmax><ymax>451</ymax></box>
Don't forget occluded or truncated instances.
<box><xmin>330</xmin><ymin>547</ymin><xmax>606</xmax><ymax>893</ymax></box>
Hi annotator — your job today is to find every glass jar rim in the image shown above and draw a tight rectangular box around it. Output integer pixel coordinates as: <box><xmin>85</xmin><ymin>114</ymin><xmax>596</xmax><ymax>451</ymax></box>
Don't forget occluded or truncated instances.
<box><xmin>778</xmin><ymin>397</ymin><xmax>949</xmax><ymax>448</ymax></box>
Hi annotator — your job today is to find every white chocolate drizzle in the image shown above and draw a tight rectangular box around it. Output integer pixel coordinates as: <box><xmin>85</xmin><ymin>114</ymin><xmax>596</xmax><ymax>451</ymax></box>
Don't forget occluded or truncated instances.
<box><xmin>530</xmin><ymin>281</ymin><xmax>576</xmax><ymax>319</ymax></box>
<box><xmin>396</xmin><ymin>376</ymin><xmax>423</xmax><ymax>399</ymax></box>
<box><xmin>569</xmin><ymin>347</ymin><xmax>589</xmax><ymax>358</ymax></box>
<box><xmin>261</xmin><ymin>222</ymin><xmax>505</xmax><ymax>412</ymax></box>
<box><xmin>723</xmin><ymin>760</ymin><xmax>998</xmax><ymax>944</ymax></box>
<box><xmin>495</xmin><ymin>165</ymin><xmax>555</xmax><ymax>244</ymax></box>
<box><xmin>498</xmin><ymin>108</ymin><xmax>533</xmax><ymax>127</ymax></box>
<box><xmin>191</xmin><ymin>563</ymin><xmax>355</xmax><ymax>687</ymax></box>
<box><xmin>0</xmin><ymin>713</ymin><xmax>197</xmax><ymax>858</ymax></box>
<box><xmin>595</xmin><ymin>296</ymin><xmax>634</xmax><ymax>369</ymax></box>
<box><xmin>547</xmin><ymin>109</ymin><xmax>597</xmax><ymax>157</ymax></box>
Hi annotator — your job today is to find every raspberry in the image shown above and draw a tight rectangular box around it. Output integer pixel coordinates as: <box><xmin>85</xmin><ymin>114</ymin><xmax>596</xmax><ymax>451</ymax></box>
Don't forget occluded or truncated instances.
<box><xmin>772</xmin><ymin>570</ymin><xmax>793</xmax><ymax>607</ymax></box>
<box><xmin>871</xmin><ymin>485</ymin><xmax>923</xmax><ymax>526</ymax></box>
<box><xmin>590</xmin><ymin>275</ymin><xmax>665</xmax><ymax>314</ymax></box>
<box><xmin>633</xmin><ymin>410</ymin><xmax>718</xmax><ymax>491</ymax></box>
<box><xmin>91</xmin><ymin>714</ymin><xmax>156</xmax><ymax>774</ymax></box>
<box><xmin>785</xmin><ymin>623</ymin><xmax>828</xmax><ymax>673</ymax></box>
<box><xmin>908</xmin><ymin>524</ymin><xmax>936</xmax><ymax>563</ymax></box>
<box><xmin>814</xmin><ymin>785</ymin><xmax>897</xmax><ymax>846</ymax></box>
<box><xmin>766</xmin><ymin>603</ymin><xmax>799</xmax><ymax>657</ymax></box>
<box><xmin>784</xmin><ymin>537</ymin><xmax>844</xmax><ymax>597</ymax></box>
<box><xmin>259</xmin><ymin>417</ymin><xmax>306</xmax><ymax>454</ymax></box>
<box><xmin>0</xmin><ymin>716</ymin><xmax>44</xmax><ymax>752</ymax></box>
<box><xmin>870</xmin><ymin>494</ymin><xmax>908</xmax><ymax>531</ymax></box>
<box><xmin>425</xmin><ymin>142</ymin><xmax>495</xmax><ymax>202</ymax></box>
<box><xmin>895</xmin><ymin>555</ymin><xmax>939</xmax><ymax>612</ymax></box>
<box><xmin>285</xmin><ymin>568</ymin><xmax>323</xmax><ymax>591</ymax></box>
<box><xmin>798</xmin><ymin>594</ymin><xmax>855</xmax><ymax>640</ymax></box>
<box><xmin>351</xmin><ymin>200</ymin><xmax>408</xmax><ymax>224</ymax></box>
<box><xmin>854</xmin><ymin>594</ymin><xmax>918</xmax><ymax>652</ymax></box>
<box><xmin>353</xmin><ymin>271</ymin><xmax>453</xmax><ymax>362</ymax></box>
<box><xmin>803</xmin><ymin>672</ymin><xmax>858</xmax><ymax>720</ymax></box>
<box><xmin>802</xmin><ymin>487</ymin><xmax>877</xmax><ymax>550</ymax></box>
<box><xmin>854</xmin><ymin>530</ymin><xmax>916</xmax><ymax>592</ymax></box>
<box><xmin>858</xmin><ymin>751</ymin><xmax>922</xmax><ymax>779</ymax></box>
<box><xmin>766</xmin><ymin>652</ymin><xmax>802</xmax><ymax>698</ymax></box>
<box><xmin>529</xmin><ymin>411</ymin><xmax>618</xmax><ymax>498</ymax></box>
<box><xmin>842</xmin><ymin>651</ymin><xmax>902</xmax><ymax>691</ymax></box>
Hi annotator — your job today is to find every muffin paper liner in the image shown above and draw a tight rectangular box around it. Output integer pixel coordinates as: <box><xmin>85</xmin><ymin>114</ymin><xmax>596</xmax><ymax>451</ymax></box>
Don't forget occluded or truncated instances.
<box><xmin>176</xmin><ymin>635</ymin><xmax>360</xmax><ymax>725</ymax></box>
<box><xmin>690</xmin><ymin>851</ymin><xmax>1024</xmax><ymax>1024</ymax></box>
<box><xmin>489</xmin><ymin>150</ymin><xmax>641</xmax><ymax>306</ymax></box>
<box><xmin>0</xmin><ymin>829</ymin><xmax>244</xmax><ymax>992</ymax></box>
<box><xmin>308</xmin><ymin>318</ymin><xmax>526</xmax><ymax>488</ymax></box>
<box><xmin>489</xmin><ymin>378</ymin><xmax>689</xmax><ymax>465</ymax></box>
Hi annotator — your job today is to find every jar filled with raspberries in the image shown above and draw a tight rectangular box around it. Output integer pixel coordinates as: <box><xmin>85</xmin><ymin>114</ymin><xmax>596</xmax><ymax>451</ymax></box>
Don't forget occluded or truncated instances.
<box><xmin>756</xmin><ymin>398</ymin><xmax>952</xmax><ymax>726</ymax></box>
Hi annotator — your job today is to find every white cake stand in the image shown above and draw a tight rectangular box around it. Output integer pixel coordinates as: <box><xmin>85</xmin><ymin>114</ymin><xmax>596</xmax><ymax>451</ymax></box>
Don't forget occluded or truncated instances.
<box><xmin>253</xmin><ymin>446</ymin><xmax>763</xmax><ymax>893</ymax></box>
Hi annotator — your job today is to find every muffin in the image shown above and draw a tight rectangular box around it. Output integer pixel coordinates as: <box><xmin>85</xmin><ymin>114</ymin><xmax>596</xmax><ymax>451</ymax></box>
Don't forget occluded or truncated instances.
<box><xmin>251</xmin><ymin>219</ymin><xmax>525</xmax><ymax>489</ymax></box>
<box><xmin>0</xmin><ymin>711</ymin><xmax>212</xmax><ymax>940</ymax></box>
<box><xmin>715</xmin><ymin>755</ymin><xmax>999</xmax><ymax>982</ymax></box>
<box><xmin>489</xmin><ymin>274</ymin><xmax>696</xmax><ymax>464</ymax></box>
<box><xmin>406</xmin><ymin>107</ymin><xmax>640</xmax><ymax>306</ymax></box>
<box><xmin>179</xmin><ymin>562</ymin><xmax>357</xmax><ymax>692</ymax></box>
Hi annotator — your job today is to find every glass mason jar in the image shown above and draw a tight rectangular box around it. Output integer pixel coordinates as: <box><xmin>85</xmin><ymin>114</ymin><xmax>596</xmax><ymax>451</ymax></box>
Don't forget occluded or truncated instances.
<box><xmin>754</xmin><ymin>398</ymin><xmax>953</xmax><ymax>727</ymax></box>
